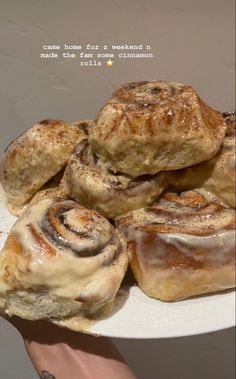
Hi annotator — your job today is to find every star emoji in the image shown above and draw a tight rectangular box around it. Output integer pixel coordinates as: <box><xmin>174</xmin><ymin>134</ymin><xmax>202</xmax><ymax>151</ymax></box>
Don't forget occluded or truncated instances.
<box><xmin>106</xmin><ymin>59</ymin><xmax>114</xmax><ymax>67</ymax></box>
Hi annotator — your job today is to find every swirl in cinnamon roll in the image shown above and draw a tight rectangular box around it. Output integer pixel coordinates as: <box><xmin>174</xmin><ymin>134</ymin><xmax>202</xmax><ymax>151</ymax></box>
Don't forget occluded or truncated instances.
<box><xmin>89</xmin><ymin>81</ymin><xmax>227</xmax><ymax>176</ymax></box>
<box><xmin>167</xmin><ymin>112</ymin><xmax>236</xmax><ymax>208</ymax></box>
<box><xmin>117</xmin><ymin>190</ymin><xmax>235</xmax><ymax>301</ymax></box>
<box><xmin>65</xmin><ymin>139</ymin><xmax>168</xmax><ymax>218</ymax></box>
<box><xmin>0</xmin><ymin>119</ymin><xmax>87</xmax><ymax>211</ymax></box>
<box><xmin>0</xmin><ymin>198</ymin><xmax>128</xmax><ymax>330</ymax></box>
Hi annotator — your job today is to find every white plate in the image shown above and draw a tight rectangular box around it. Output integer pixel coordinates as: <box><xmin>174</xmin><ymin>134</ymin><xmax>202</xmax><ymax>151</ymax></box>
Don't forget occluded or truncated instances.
<box><xmin>0</xmin><ymin>189</ymin><xmax>235</xmax><ymax>339</ymax></box>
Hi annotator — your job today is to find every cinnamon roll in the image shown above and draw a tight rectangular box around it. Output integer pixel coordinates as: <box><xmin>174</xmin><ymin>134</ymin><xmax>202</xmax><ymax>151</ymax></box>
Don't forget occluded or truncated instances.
<box><xmin>167</xmin><ymin>112</ymin><xmax>236</xmax><ymax>208</ymax></box>
<box><xmin>89</xmin><ymin>81</ymin><xmax>226</xmax><ymax>176</ymax></box>
<box><xmin>0</xmin><ymin>198</ymin><xmax>128</xmax><ymax>330</ymax></box>
<box><xmin>0</xmin><ymin>119</ymin><xmax>87</xmax><ymax>211</ymax></box>
<box><xmin>117</xmin><ymin>190</ymin><xmax>235</xmax><ymax>301</ymax></box>
<box><xmin>65</xmin><ymin>139</ymin><xmax>168</xmax><ymax>218</ymax></box>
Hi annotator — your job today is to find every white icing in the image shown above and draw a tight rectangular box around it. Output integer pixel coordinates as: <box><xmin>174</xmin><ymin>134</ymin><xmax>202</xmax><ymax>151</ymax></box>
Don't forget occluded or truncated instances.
<box><xmin>0</xmin><ymin>198</ymin><xmax>128</xmax><ymax>304</ymax></box>
<box><xmin>119</xmin><ymin>223</ymin><xmax>235</xmax><ymax>267</ymax></box>
<box><xmin>158</xmin><ymin>231</ymin><xmax>235</xmax><ymax>264</ymax></box>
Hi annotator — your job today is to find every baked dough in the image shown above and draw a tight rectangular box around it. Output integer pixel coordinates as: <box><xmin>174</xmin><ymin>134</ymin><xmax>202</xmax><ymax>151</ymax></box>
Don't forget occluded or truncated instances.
<box><xmin>89</xmin><ymin>81</ymin><xmax>227</xmax><ymax>176</ymax></box>
<box><xmin>5</xmin><ymin>170</ymin><xmax>69</xmax><ymax>217</ymax></box>
<box><xmin>117</xmin><ymin>190</ymin><xmax>235</xmax><ymax>301</ymax></box>
<box><xmin>0</xmin><ymin>198</ymin><xmax>128</xmax><ymax>330</ymax></box>
<box><xmin>167</xmin><ymin>112</ymin><xmax>235</xmax><ymax>207</ymax></box>
<box><xmin>27</xmin><ymin>170</ymin><xmax>69</xmax><ymax>208</ymax></box>
<box><xmin>65</xmin><ymin>139</ymin><xmax>168</xmax><ymax>218</ymax></box>
<box><xmin>0</xmin><ymin>119</ymin><xmax>87</xmax><ymax>209</ymax></box>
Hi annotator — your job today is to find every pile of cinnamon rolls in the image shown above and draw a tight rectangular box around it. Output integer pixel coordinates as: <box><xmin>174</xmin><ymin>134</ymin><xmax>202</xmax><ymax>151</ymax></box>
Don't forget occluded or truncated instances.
<box><xmin>0</xmin><ymin>81</ymin><xmax>235</xmax><ymax>330</ymax></box>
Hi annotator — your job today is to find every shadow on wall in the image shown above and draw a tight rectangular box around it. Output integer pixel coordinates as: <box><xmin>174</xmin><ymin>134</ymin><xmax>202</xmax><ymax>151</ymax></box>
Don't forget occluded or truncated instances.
<box><xmin>113</xmin><ymin>327</ymin><xmax>235</xmax><ymax>379</ymax></box>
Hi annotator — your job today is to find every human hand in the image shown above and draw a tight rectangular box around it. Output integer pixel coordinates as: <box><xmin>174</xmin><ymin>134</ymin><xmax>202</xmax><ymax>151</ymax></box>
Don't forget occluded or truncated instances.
<box><xmin>0</xmin><ymin>312</ymin><xmax>137</xmax><ymax>379</ymax></box>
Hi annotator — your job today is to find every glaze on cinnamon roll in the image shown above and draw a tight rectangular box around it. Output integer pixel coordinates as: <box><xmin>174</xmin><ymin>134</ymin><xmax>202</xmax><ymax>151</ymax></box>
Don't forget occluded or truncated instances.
<box><xmin>89</xmin><ymin>81</ymin><xmax>227</xmax><ymax>176</ymax></box>
<box><xmin>0</xmin><ymin>119</ymin><xmax>87</xmax><ymax>210</ymax></box>
<box><xmin>117</xmin><ymin>190</ymin><xmax>235</xmax><ymax>301</ymax></box>
<box><xmin>0</xmin><ymin>198</ymin><xmax>128</xmax><ymax>330</ymax></box>
<box><xmin>167</xmin><ymin>112</ymin><xmax>236</xmax><ymax>208</ymax></box>
<box><xmin>65</xmin><ymin>139</ymin><xmax>168</xmax><ymax>218</ymax></box>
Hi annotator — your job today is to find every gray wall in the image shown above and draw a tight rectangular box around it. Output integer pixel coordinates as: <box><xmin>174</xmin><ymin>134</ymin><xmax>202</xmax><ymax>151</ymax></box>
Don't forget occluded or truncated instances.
<box><xmin>0</xmin><ymin>1</ymin><xmax>235</xmax><ymax>378</ymax></box>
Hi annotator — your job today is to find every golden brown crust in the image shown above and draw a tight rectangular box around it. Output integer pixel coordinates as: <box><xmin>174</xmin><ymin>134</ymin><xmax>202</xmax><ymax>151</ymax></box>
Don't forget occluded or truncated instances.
<box><xmin>167</xmin><ymin>112</ymin><xmax>236</xmax><ymax>207</ymax></box>
<box><xmin>116</xmin><ymin>190</ymin><xmax>235</xmax><ymax>301</ymax></box>
<box><xmin>65</xmin><ymin>139</ymin><xmax>168</xmax><ymax>218</ymax></box>
<box><xmin>89</xmin><ymin>81</ymin><xmax>227</xmax><ymax>176</ymax></box>
<box><xmin>0</xmin><ymin>119</ymin><xmax>86</xmax><ymax>207</ymax></box>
